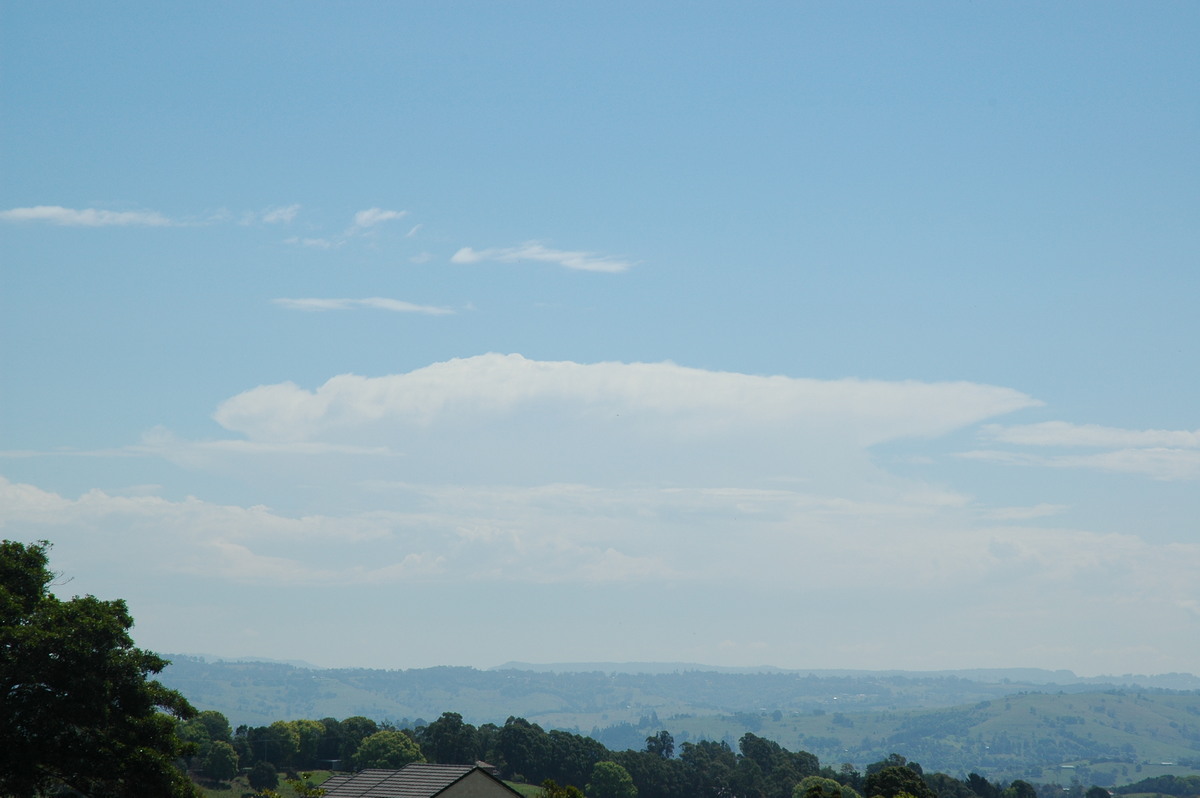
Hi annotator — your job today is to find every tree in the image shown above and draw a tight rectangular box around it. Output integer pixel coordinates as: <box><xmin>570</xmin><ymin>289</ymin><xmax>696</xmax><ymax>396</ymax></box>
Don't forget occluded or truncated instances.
<box><xmin>864</xmin><ymin>767</ymin><xmax>935</xmax><ymax>798</ymax></box>
<box><xmin>646</xmin><ymin>730</ymin><xmax>675</xmax><ymax>759</ymax></box>
<box><xmin>0</xmin><ymin>539</ymin><xmax>199</xmax><ymax>797</ymax></box>
<box><xmin>262</xmin><ymin>720</ymin><xmax>301</xmax><ymax>768</ymax></box>
<box><xmin>588</xmin><ymin>761</ymin><xmax>638</xmax><ymax>798</ymax></box>
<box><xmin>1006</xmin><ymin>781</ymin><xmax>1038</xmax><ymax>798</ymax></box>
<box><xmin>354</xmin><ymin>730</ymin><xmax>424</xmax><ymax>769</ymax></box>
<box><xmin>338</xmin><ymin>716</ymin><xmax>380</xmax><ymax>763</ymax></box>
<box><xmin>420</xmin><ymin>711</ymin><xmax>480</xmax><ymax>764</ymax></box>
<box><xmin>248</xmin><ymin>761</ymin><xmax>280</xmax><ymax>791</ymax></box>
<box><xmin>203</xmin><ymin>740</ymin><xmax>240</xmax><ymax>782</ymax></box>
<box><xmin>292</xmin><ymin>718</ymin><xmax>327</xmax><ymax>769</ymax></box>
<box><xmin>540</xmin><ymin>779</ymin><xmax>586</xmax><ymax>798</ymax></box>
<box><xmin>497</xmin><ymin>716</ymin><xmax>552</xmax><ymax>782</ymax></box>
<box><xmin>796</xmin><ymin>776</ymin><xmax>864</xmax><ymax>798</ymax></box>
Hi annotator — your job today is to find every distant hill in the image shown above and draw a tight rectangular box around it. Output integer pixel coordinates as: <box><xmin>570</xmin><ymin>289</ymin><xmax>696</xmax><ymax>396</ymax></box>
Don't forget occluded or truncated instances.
<box><xmin>493</xmin><ymin>662</ymin><xmax>1200</xmax><ymax>690</ymax></box>
<box><xmin>158</xmin><ymin>657</ymin><xmax>1200</xmax><ymax>785</ymax></box>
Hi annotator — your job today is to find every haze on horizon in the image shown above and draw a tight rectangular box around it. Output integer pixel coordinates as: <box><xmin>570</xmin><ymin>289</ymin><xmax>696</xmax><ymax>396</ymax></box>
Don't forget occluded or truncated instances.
<box><xmin>2</xmin><ymin>3</ymin><xmax>1197</xmax><ymax>678</ymax></box>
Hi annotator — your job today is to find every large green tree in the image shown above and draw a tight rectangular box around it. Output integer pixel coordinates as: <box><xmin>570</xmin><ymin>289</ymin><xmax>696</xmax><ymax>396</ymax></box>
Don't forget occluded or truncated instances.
<box><xmin>354</xmin><ymin>730</ymin><xmax>424</xmax><ymax>769</ymax></box>
<box><xmin>420</xmin><ymin>711</ymin><xmax>480</xmax><ymax>764</ymax></box>
<box><xmin>0</xmin><ymin>539</ymin><xmax>199</xmax><ymax>797</ymax></box>
<box><xmin>587</xmin><ymin>761</ymin><xmax>638</xmax><ymax>798</ymax></box>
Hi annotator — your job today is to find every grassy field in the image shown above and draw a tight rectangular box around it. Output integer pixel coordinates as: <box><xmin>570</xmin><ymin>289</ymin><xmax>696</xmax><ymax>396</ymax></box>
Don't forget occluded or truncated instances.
<box><xmin>194</xmin><ymin>769</ymin><xmax>332</xmax><ymax>798</ymax></box>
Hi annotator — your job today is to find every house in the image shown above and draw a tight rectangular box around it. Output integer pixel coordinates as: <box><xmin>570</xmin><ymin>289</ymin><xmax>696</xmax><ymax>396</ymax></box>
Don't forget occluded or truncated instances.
<box><xmin>319</xmin><ymin>763</ymin><xmax>525</xmax><ymax>798</ymax></box>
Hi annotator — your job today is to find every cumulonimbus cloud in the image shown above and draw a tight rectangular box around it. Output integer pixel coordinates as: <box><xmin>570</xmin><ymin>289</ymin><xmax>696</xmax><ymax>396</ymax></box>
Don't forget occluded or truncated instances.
<box><xmin>272</xmin><ymin>297</ymin><xmax>454</xmax><ymax>315</ymax></box>
<box><xmin>451</xmin><ymin>242</ymin><xmax>633</xmax><ymax>273</ymax></box>
<box><xmin>0</xmin><ymin>205</ymin><xmax>172</xmax><ymax>227</ymax></box>
<box><xmin>213</xmin><ymin>353</ymin><xmax>1038</xmax><ymax>446</ymax></box>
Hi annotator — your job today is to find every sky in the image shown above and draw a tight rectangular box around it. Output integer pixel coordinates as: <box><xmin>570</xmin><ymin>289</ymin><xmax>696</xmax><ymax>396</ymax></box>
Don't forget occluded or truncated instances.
<box><xmin>1</xmin><ymin>2</ymin><xmax>1198</xmax><ymax>677</ymax></box>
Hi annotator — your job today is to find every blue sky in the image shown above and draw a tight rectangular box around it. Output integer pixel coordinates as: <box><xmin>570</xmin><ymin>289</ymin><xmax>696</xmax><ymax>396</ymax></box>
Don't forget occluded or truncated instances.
<box><xmin>2</xmin><ymin>2</ymin><xmax>1198</xmax><ymax>676</ymax></box>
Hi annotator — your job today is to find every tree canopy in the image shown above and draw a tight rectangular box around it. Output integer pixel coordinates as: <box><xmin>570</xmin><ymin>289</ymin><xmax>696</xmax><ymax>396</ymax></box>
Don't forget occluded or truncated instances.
<box><xmin>353</xmin><ymin>729</ymin><xmax>425</xmax><ymax>769</ymax></box>
<box><xmin>0</xmin><ymin>539</ymin><xmax>198</xmax><ymax>797</ymax></box>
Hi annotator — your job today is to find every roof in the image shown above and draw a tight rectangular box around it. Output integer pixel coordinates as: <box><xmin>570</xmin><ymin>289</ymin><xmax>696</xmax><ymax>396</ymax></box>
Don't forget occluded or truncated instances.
<box><xmin>320</xmin><ymin>764</ymin><xmax>522</xmax><ymax>798</ymax></box>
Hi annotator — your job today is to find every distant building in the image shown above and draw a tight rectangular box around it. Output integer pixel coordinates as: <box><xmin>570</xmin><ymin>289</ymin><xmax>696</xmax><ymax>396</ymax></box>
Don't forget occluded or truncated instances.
<box><xmin>320</xmin><ymin>763</ymin><xmax>523</xmax><ymax>798</ymax></box>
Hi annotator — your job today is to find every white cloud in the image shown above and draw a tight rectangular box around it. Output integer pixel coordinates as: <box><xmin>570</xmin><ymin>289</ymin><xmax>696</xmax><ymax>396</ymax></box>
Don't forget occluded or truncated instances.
<box><xmin>272</xmin><ymin>297</ymin><xmax>454</xmax><ymax>315</ymax></box>
<box><xmin>960</xmin><ymin>447</ymin><xmax>1200</xmax><ymax>481</ymax></box>
<box><xmin>261</xmin><ymin>204</ymin><xmax>301</xmax><ymax>224</ymax></box>
<box><xmin>0</xmin><ymin>205</ymin><xmax>172</xmax><ymax>227</ymax></box>
<box><xmin>983</xmin><ymin>421</ymin><xmax>1200</xmax><ymax>448</ymax></box>
<box><xmin>283</xmin><ymin>236</ymin><xmax>339</xmax><ymax>249</ymax></box>
<box><xmin>352</xmin><ymin>207</ymin><xmax>407</xmax><ymax>229</ymax></box>
<box><xmin>451</xmin><ymin>241</ymin><xmax>633</xmax><ymax>273</ymax></box>
<box><xmin>211</xmin><ymin>354</ymin><xmax>1038</xmax><ymax>452</ymax></box>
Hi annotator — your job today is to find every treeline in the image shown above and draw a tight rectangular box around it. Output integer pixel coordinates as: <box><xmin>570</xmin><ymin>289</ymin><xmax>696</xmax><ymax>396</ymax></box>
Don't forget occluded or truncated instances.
<box><xmin>177</xmin><ymin>709</ymin><xmax>1098</xmax><ymax>798</ymax></box>
<box><xmin>1114</xmin><ymin>775</ymin><xmax>1200</xmax><ymax>797</ymax></box>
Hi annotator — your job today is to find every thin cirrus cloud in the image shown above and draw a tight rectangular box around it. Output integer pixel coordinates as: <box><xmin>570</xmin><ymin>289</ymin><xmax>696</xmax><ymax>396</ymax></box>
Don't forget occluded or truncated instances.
<box><xmin>959</xmin><ymin>448</ymin><xmax>1200</xmax><ymax>482</ymax></box>
<box><xmin>981</xmin><ymin>421</ymin><xmax>1200</xmax><ymax>448</ymax></box>
<box><xmin>964</xmin><ymin>421</ymin><xmax>1200</xmax><ymax>481</ymax></box>
<box><xmin>272</xmin><ymin>297</ymin><xmax>454</xmax><ymax>315</ymax></box>
<box><xmin>260</xmin><ymin>204</ymin><xmax>301</xmax><ymax>224</ymax></box>
<box><xmin>0</xmin><ymin>205</ymin><xmax>173</xmax><ymax>227</ymax></box>
<box><xmin>283</xmin><ymin>207</ymin><xmax>408</xmax><ymax>248</ymax></box>
<box><xmin>451</xmin><ymin>241</ymin><xmax>633</xmax><ymax>273</ymax></box>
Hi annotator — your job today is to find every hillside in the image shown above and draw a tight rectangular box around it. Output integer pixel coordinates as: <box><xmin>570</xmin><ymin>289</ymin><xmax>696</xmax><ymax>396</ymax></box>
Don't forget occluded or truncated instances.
<box><xmin>159</xmin><ymin>658</ymin><xmax>1200</xmax><ymax>785</ymax></box>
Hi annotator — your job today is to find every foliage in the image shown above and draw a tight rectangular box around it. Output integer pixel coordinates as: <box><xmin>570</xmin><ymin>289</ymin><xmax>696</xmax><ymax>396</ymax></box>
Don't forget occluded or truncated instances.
<box><xmin>287</xmin><ymin>771</ymin><xmax>327</xmax><ymax>797</ymax></box>
<box><xmin>796</xmin><ymin>775</ymin><xmax>864</xmax><ymax>798</ymax></box>
<box><xmin>588</xmin><ymin>761</ymin><xmax>639</xmax><ymax>798</ymax></box>
<box><xmin>646</xmin><ymin>730</ymin><xmax>675</xmax><ymax>759</ymax></box>
<box><xmin>865</xmin><ymin>766</ymin><xmax>936</xmax><ymax>798</ymax></box>
<box><xmin>540</xmin><ymin>779</ymin><xmax>586</xmax><ymax>798</ymax></box>
<box><xmin>249</xmin><ymin>761</ymin><xmax>280</xmax><ymax>791</ymax></box>
<box><xmin>354</xmin><ymin>729</ymin><xmax>424</xmax><ymax>769</ymax></box>
<box><xmin>159</xmin><ymin>658</ymin><xmax>1200</xmax><ymax>785</ymax></box>
<box><xmin>1113</xmin><ymin>775</ymin><xmax>1200</xmax><ymax>796</ymax></box>
<box><xmin>204</xmin><ymin>740</ymin><xmax>240</xmax><ymax>781</ymax></box>
<box><xmin>0</xmin><ymin>539</ymin><xmax>199</xmax><ymax>797</ymax></box>
<box><xmin>420</xmin><ymin>711</ymin><xmax>481</xmax><ymax>764</ymax></box>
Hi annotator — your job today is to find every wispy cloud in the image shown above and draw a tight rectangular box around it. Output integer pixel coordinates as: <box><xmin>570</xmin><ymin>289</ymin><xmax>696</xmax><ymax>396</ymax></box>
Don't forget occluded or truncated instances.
<box><xmin>260</xmin><ymin>204</ymin><xmax>301</xmax><ymax>224</ymax></box>
<box><xmin>960</xmin><ymin>447</ymin><xmax>1200</xmax><ymax>481</ymax></box>
<box><xmin>352</xmin><ymin>207</ymin><xmax>407</xmax><ymax>230</ymax></box>
<box><xmin>282</xmin><ymin>208</ymin><xmax>408</xmax><ymax>248</ymax></box>
<box><xmin>272</xmin><ymin>297</ymin><xmax>454</xmax><ymax>315</ymax></box>
<box><xmin>0</xmin><ymin>205</ymin><xmax>172</xmax><ymax>227</ymax></box>
<box><xmin>451</xmin><ymin>241</ymin><xmax>634</xmax><ymax>273</ymax></box>
<box><xmin>968</xmin><ymin>422</ymin><xmax>1200</xmax><ymax>481</ymax></box>
<box><xmin>982</xmin><ymin>421</ymin><xmax>1200</xmax><ymax>449</ymax></box>
<box><xmin>283</xmin><ymin>236</ymin><xmax>339</xmax><ymax>249</ymax></box>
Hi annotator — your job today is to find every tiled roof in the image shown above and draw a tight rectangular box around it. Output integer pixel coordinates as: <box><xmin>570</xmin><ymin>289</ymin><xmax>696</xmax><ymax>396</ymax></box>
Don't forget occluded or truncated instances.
<box><xmin>319</xmin><ymin>764</ymin><xmax>498</xmax><ymax>798</ymax></box>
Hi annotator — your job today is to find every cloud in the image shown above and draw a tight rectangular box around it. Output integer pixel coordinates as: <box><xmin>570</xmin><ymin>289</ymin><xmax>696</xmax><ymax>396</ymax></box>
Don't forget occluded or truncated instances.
<box><xmin>960</xmin><ymin>448</ymin><xmax>1200</xmax><ymax>481</ymax></box>
<box><xmin>451</xmin><ymin>241</ymin><xmax>633</xmax><ymax>273</ymax></box>
<box><xmin>967</xmin><ymin>421</ymin><xmax>1200</xmax><ymax>480</ymax></box>
<box><xmin>982</xmin><ymin>421</ymin><xmax>1200</xmax><ymax>448</ymax></box>
<box><xmin>260</xmin><ymin>204</ymin><xmax>301</xmax><ymax>224</ymax></box>
<box><xmin>0</xmin><ymin>205</ymin><xmax>172</xmax><ymax>227</ymax></box>
<box><xmin>211</xmin><ymin>354</ymin><xmax>1039</xmax><ymax>453</ymax></box>
<box><xmin>272</xmin><ymin>297</ymin><xmax>455</xmax><ymax>315</ymax></box>
<box><xmin>351</xmin><ymin>207</ymin><xmax>407</xmax><ymax>230</ymax></box>
<box><xmin>283</xmin><ymin>236</ymin><xmax>339</xmax><ymax>249</ymax></box>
